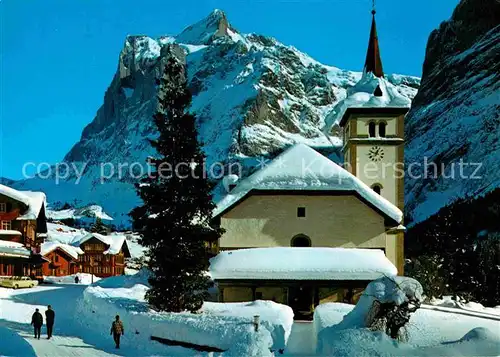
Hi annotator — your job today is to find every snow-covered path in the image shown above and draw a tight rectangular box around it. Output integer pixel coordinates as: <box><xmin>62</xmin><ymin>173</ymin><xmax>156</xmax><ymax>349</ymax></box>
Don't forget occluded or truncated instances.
<box><xmin>283</xmin><ymin>321</ymin><xmax>315</xmax><ymax>356</ymax></box>
<box><xmin>16</xmin><ymin>330</ymin><xmax>119</xmax><ymax>357</ymax></box>
<box><xmin>0</xmin><ymin>285</ymin><xmax>142</xmax><ymax>357</ymax></box>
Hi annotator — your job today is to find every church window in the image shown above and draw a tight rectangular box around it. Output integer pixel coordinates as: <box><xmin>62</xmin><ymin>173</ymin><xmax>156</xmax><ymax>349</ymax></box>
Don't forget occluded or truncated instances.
<box><xmin>371</xmin><ymin>183</ymin><xmax>383</xmax><ymax>195</ymax></box>
<box><xmin>291</xmin><ymin>234</ymin><xmax>311</xmax><ymax>247</ymax></box>
<box><xmin>368</xmin><ymin>122</ymin><xmax>376</xmax><ymax>137</ymax></box>
<box><xmin>297</xmin><ymin>207</ymin><xmax>306</xmax><ymax>217</ymax></box>
<box><xmin>379</xmin><ymin>122</ymin><xmax>386</xmax><ymax>137</ymax></box>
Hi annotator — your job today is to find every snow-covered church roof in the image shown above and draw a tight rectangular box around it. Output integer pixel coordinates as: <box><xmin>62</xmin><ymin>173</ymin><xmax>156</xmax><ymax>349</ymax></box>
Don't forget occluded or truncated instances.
<box><xmin>0</xmin><ymin>184</ymin><xmax>46</xmax><ymax>220</ymax></box>
<box><xmin>324</xmin><ymin>73</ymin><xmax>411</xmax><ymax>131</ymax></box>
<box><xmin>209</xmin><ymin>247</ymin><xmax>397</xmax><ymax>280</ymax></box>
<box><xmin>213</xmin><ymin>143</ymin><xmax>403</xmax><ymax>223</ymax></box>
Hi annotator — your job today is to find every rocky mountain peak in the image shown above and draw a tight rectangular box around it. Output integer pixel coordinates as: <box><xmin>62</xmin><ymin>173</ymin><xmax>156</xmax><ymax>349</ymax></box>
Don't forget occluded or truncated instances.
<box><xmin>176</xmin><ymin>9</ymin><xmax>234</xmax><ymax>45</ymax></box>
<box><xmin>17</xmin><ymin>11</ymin><xmax>419</xmax><ymax>226</ymax></box>
<box><xmin>421</xmin><ymin>0</ymin><xmax>499</xmax><ymax>84</ymax></box>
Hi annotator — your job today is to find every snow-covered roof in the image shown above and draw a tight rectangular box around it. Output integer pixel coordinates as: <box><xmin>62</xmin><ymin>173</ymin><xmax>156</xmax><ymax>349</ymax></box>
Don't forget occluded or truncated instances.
<box><xmin>40</xmin><ymin>241</ymin><xmax>83</xmax><ymax>260</ymax></box>
<box><xmin>209</xmin><ymin>247</ymin><xmax>397</xmax><ymax>280</ymax></box>
<box><xmin>0</xmin><ymin>230</ymin><xmax>22</xmax><ymax>236</ymax></box>
<box><xmin>213</xmin><ymin>143</ymin><xmax>403</xmax><ymax>223</ymax></box>
<box><xmin>324</xmin><ymin>73</ymin><xmax>411</xmax><ymax>130</ymax></box>
<box><xmin>0</xmin><ymin>240</ymin><xmax>31</xmax><ymax>258</ymax></box>
<box><xmin>0</xmin><ymin>184</ymin><xmax>31</xmax><ymax>206</ymax></box>
<box><xmin>17</xmin><ymin>191</ymin><xmax>46</xmax><ymax>220</ymax></box>
<box><xmin>78</xmin><ymin>233</ymin><xmax>129</xmax><ymax>256</ymax></box>
<box><xmin>0</xmin><ymin>184</ymin><xmax>46</xmax><ymax>220</ymax></box>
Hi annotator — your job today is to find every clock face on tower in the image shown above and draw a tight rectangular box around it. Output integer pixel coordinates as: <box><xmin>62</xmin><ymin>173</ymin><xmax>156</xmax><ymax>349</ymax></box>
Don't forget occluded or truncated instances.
<box><xmin>368</xmin><ymin>146</ymin><xmax>385</xmax><ymax>162</ymax></box>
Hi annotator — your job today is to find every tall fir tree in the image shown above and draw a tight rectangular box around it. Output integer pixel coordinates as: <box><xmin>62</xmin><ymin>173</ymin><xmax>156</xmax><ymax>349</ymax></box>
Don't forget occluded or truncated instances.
<box><xmin>130</xmin><ymin>44</ymin><xmax>223</xmax><ymax>312</ymax></box>
<box><xmin>90</xmin><ymin>217</ymin><xmax>108</xmax><ymax>235</ymax></box>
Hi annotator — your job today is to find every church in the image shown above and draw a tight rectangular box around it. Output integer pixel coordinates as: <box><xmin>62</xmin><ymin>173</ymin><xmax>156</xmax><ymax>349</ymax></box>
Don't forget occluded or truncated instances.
<box><xmin>209</xmin><ymin>8</ymin><xmax>409</xmax><ymax>319</ymax></box>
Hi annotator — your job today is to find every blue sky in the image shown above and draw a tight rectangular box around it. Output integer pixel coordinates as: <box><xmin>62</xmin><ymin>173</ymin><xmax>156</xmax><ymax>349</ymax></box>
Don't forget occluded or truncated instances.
<box><xmin>0</xmin><ymin>0</ymin><xmax>459</xmax><ymax>180</ymax></box>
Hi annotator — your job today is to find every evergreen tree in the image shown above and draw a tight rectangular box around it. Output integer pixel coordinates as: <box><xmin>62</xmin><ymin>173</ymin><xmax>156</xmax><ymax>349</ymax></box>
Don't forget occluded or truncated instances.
<box><xmin>130</xmin><ymin>45</ymin><xmax>223</xmax><ymax>313</ymax></box>
<box><xmin>90</xmin><ymin>217</ymin><xmax>108</xmax><ymax>235</ymax></box>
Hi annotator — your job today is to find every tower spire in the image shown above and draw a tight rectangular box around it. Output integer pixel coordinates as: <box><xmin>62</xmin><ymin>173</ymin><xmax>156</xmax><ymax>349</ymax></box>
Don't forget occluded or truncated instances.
<box><xmin>363</xmin><ymin>0</ymin><xmax>384</xmax><ymax>78</ymax></box>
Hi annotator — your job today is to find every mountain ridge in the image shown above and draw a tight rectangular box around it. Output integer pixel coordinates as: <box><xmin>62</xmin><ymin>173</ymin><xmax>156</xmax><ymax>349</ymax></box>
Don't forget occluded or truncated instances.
<box><xmin>12</xmin><ymin>10</ymin><xmax>419</xmax><ymax>226</ymax></box>
<box><xmin>404</xmin><ymin>0</ymin><xmax>500</xmax><ymax>225</ymax></box>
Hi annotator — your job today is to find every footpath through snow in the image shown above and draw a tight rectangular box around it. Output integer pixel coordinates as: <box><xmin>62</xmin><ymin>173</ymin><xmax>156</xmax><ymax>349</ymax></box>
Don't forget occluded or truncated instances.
<box><xmin>0</xmin><ymin>285</ymin><xmax>196</xmax><ymax>356</ymax></box>
<box><xmin>1</xmin><ymin>280</ymin><xmax>500</xmax><ymax>356</ymax></box>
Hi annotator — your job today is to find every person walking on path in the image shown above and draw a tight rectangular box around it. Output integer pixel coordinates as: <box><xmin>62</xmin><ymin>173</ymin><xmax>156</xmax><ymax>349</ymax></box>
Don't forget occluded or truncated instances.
<box><xmin>45</xmin><ymin>305</ymin><xmax>55</xmax><ymax>339</ymax></box>
<box><xmin>110</xmin><ymin>315</ymin><xmax>124</xmax><ymax>349</ymax></box>
<box><xmin>31</xmin><ymin>308</ymin><xmax>43</xmax><ymax>339</ymax></box>
<box><xmin>74</xmin><ymin>275</ymin><xmax>79</xmax><ymax>284</ymax></box>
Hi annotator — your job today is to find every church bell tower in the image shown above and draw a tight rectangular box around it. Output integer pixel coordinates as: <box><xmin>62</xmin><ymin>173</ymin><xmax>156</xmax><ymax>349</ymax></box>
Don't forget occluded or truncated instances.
<box><xmin>340</xmin><ymin>6</ymin><xmax>408</xmax><ymax>212</ymax></box>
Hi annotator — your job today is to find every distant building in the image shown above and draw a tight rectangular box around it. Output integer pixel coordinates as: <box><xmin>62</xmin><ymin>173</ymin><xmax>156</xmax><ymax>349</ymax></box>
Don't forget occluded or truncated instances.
<box><xmin>77</xmin><ymin>232</ymin><xmax>131</xmax><ymax>277</ymax></box>
<box><xmin>0</xmin><ymin>184</ymin><xmax>47</xmax><ymax>277</ymax></box>
<box><xmin>40</xmin><ymin>242</ymin><xmax>83</xmax><ymax>277</ymax></box>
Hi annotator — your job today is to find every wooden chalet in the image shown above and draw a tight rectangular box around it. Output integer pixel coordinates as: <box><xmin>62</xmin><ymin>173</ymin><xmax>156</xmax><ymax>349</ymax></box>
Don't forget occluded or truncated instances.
<box><xmin>77</xmin><ymin>232</ymin><xmax>131</xmax><ymax>277</ymax></box>
<box><xmin>40</xmin><ymin>242</ymin><xmax>83</xmax><ymax>276</ymax></box>
<box><xmin>0</xmin><ymin>184</ymin><xmax>47</xmax><ymax>278</ymax></box>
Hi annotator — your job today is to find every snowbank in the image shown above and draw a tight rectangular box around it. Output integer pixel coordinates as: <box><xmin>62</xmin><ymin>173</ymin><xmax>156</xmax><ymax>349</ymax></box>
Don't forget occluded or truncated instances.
<box><xmin>315</xmin><ymin>297</ymin><xmax>500</xmax><ymax>356</ymax></box>
<box><xmin>44</xmin><ymin>273</ymin><xmax>101</xmax><ymax>285</ymax></box>
<box><xmin>332</xmin><ymin>276</ymin><xmax>422</xmax><ymax>330</ymax></box>
<box><xmin>76</xmin><ymin>272</ymin><xmax>292</xmax><ymax>355</ymax></box>
<box><xmin>93</xmin><ymin>268</ymin><xmax>150</xmax><ymax>288</ymax></box>
<box><xmin>210</xmin><ymin>247</ymin><xmax>397</xmax><ymax>280</ymax></box>
<box><xmin>317</xmin><ymin>326</ymin><xmax>500</xmax><ymax>356</ymax></box>
<box><xmin>313</xmin><ymin>302</ymin><xmax>353</xmax><ymax>337</ymax></box>
<box><xmin>202</xmin><ymin>300</ymin><xmax>294</xmax><ymax>350</ymax></box>
<box><xmin>427</xmin><ymin>296</ymin><xmax>500</xmax><ymax>317</ymax></box>
<box><xmin>0</xmin><ymin>325</ymin><xmax>36</xmax><ymax>356</ymax></box>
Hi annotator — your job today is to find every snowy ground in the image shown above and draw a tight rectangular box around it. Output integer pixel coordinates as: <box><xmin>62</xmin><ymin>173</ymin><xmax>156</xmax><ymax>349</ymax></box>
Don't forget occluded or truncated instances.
<box><xmin>1</xmin><ymin>280</ymin><xmax>499</xmax><ymax>356</ymax></box>
<box><xmin>0</xmin><ymin>285</ymin><xmax>197</xmax><ymax>357</ymax></box>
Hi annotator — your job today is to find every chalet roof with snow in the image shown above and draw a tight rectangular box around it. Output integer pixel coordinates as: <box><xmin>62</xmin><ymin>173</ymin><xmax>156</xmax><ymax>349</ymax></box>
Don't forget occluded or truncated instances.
<box><xmin>213</xmin><ymin>144</ymin><xmax>403</xmax><ymax>224</ymax></box>
<box><xmin>0</xmin><ymin>239</ymin><xmax>31</xmax><ymax>258</ymax></box>
<box><xmin>209</xmin><ymin>247</ymin><xmax>397</xmax><ymax>281</ymax></box>
<box><xmin>78</xmin><ymin>232</ymin><xmax>131</xmax><ymax>257</ymax></box>
<box><xmin>0</xmin><ymin>184</ymin><xmax>47</xmax><ymax>221</ymax></box>
<box><xmin>40</xmin><ymin>241</ymin><xmax>84</xmax><ymax>260</ymax></box>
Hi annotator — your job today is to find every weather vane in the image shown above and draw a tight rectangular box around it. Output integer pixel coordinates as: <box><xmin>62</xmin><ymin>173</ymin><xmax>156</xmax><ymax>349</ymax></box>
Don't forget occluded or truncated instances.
<box><xmin>372</xmin><ymin>0</ymin><xmax>376</xmax><ymax>15</ymax></box>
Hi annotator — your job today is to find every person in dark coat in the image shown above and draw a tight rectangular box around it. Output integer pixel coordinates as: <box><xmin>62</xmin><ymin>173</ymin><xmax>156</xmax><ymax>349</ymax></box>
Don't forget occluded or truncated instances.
<box><xmin>31</xmin><ymin>308</ymin><xmax>43</xmax><ymax>339</ymax></box>
<box><xmin>74</xmin><ymin>276</ymin><xmax>79</xmax><ymax>284</ymax></box>
<box><xmin>45</xmin><ymin>305</ymin><xmax>55</xmax><ymax>339</ymax></box>
<box><xmin>110</xmin><ymin>315</ymin><xmax>124</xmax><ymax>349</ymax></box>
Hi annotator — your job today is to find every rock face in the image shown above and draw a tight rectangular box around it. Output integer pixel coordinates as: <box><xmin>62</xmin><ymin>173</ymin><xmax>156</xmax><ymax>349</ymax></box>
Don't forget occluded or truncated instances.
<box><xmin>404</xmin><ymin>0</ymin><xmax>500</xmax><ymax>224</ymax></box>
<box><xmin>13</xmin><ymin>10</ymin><xmax>418</xmax><ymax>226</ymax></box>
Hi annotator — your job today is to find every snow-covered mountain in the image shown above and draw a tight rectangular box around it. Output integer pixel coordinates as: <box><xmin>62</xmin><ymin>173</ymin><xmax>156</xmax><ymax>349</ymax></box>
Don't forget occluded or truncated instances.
<box><xmin>404</xmin><ymin>0</ymin><xmax>500</xmax><ymax>225</ymax></box>
<box><xmin>12</xmin><ymin>10</ymin><xmax>419</xmax><ymax>226</ymax></box>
